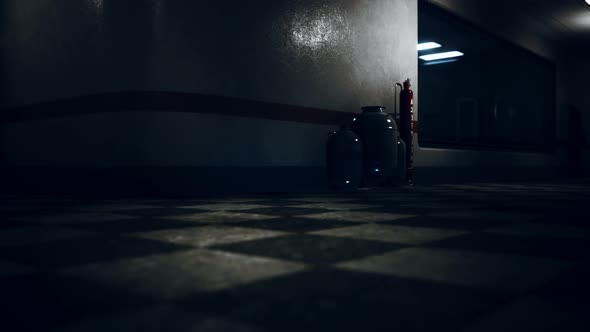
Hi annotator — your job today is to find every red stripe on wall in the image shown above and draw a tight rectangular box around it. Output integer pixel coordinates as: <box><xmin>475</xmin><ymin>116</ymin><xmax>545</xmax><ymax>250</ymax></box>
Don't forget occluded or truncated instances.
<box><xmin>0</xmin><ymin>91</ymin><xmax>356</xmax><ymax>126</ymax></box>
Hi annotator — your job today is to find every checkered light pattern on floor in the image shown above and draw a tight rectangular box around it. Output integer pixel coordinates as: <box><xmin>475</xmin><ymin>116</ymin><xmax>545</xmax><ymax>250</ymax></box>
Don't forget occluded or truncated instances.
<box><xmin>1</xmin><ymin>179</ymin><xmax>589</xmax><ymax>331</ymax></box>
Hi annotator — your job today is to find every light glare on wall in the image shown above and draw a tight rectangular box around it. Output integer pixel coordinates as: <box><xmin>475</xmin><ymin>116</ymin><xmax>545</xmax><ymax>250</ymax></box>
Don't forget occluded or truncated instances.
<box><xmin>423</xmin><ymin>59</ymin><xmax>459</xmax><ymax>66</ymax></box>
<box><xmin>417</xmin><ymin>42</ymin><xmax>442</xmax><ymax>51</ymax></box>
<box><xmin>419</xmin><ymin>51</ymin><xmax>464</xmax><ymax>61</ymax></box>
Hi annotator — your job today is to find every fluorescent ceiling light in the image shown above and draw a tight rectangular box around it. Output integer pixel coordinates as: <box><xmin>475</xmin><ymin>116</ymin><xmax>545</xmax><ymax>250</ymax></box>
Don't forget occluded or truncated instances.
<box><xmin>419</xmin><ymin>51</ymin><xmax>464</xmax><ymax>61</ymax></box>
<box><xmin>417</xmin><ymin>42</ymin><xmax>442</xmax><ymax>51</ymax></box>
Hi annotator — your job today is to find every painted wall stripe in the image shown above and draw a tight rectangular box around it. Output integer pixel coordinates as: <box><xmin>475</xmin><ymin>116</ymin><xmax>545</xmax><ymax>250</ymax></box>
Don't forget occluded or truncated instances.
<box><xmin>0</xmin><ymin>91</ymin><xmax>357</xmax><ymax>126</ymax></box>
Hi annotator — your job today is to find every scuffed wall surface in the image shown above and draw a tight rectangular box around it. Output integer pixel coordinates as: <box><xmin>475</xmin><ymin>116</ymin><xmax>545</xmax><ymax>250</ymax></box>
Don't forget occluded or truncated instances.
<box><xmin>1</xmin><ymin>0</ymin><xmax>417</xmax><ymax>112</ymax></box>
<box><xmin>0</xmin><ymin>112</ymin><xmax>334</xmax><ymax>167</ymax></box>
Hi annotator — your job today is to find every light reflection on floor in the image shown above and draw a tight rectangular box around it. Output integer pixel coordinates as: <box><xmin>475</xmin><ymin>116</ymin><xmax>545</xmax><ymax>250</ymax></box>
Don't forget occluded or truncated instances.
<box><xmin>1</xmin><ymin>179</ymin><xmax>589</xmax><ymax>331</ymax></box>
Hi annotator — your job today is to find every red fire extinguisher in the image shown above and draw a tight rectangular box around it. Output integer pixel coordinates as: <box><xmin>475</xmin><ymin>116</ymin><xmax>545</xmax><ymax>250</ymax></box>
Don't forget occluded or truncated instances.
<box><xmin>399</xmin><ymin>78</ymin><xmax>414</xmax><ymax>185</ymax></box>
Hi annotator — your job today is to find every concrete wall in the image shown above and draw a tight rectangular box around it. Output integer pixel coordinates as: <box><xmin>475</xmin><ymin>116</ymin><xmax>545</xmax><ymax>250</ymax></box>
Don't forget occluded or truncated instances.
<box><xmin>1</xmin><ymin>0</ymin><xmax>417</xmax><ymax>111</ymax></box>
<box><xmin>0</xmin><ymin>0</ymin><xmax>418</xmax><ymax>194</ymax></box>
<box><xmin>561</xmin><ymin>57</ymin><xmax>590</xmax><ymax>167</ymax></box>
<box><xmin>2</xmin><ymin>0</ymin><xmax>582</xmax><ymax>196</ymax></box>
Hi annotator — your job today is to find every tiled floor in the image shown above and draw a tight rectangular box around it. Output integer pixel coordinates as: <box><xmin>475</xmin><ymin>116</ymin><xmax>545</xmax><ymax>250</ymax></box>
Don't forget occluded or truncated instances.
<box><xmin>1</xmin><ymin>179</ymin><xmax>590</xmax><ymax>331</ymax></box>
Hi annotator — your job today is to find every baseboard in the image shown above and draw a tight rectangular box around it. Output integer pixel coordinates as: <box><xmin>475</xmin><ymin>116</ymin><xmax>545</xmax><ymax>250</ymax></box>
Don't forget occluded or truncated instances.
<box><xmin>0</xmin><ymin>166</ymin><xmax>330</xmax><ymax>198</ymax></box>
<box><xmin>414</xmin><ymin>166</ymin><xmax>569</xmax><ymax>185</ymax></box>
<box><xmin>0</xmin><ymin>165</ymin><xmax>579</xmax><ymax>198</ymax></box>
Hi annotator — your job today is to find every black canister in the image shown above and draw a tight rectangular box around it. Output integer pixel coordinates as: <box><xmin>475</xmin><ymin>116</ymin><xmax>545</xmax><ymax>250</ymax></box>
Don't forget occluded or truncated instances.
<box><xmin>326</xmin><ymin>126</ymin><xmax>363</xmax><ymax>190</ymax></box>
<box><xmin>392</xmin><ymin>137</ymin><xmax>407</xmax><ymax>185</ymax></box>
<box><xmin>351</xmin><ymin>106</ymin><xmax>398</xmax><ymax>185</ymax></box>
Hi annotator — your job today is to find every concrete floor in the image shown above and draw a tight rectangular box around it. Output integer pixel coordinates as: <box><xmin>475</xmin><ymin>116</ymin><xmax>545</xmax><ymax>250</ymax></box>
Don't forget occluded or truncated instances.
<box><xmin>1</xmin><ymin>179</ymin><xmax>589</xmax><ymax>331</ymax></box>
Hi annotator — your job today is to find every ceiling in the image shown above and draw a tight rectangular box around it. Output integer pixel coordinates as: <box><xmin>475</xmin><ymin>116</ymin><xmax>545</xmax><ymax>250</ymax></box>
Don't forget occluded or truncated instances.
<box><xmin>502</xmin><ymin>0</ymin><xmax>590</xmax><ymax>38</ymax></box>
<box><xmin>427</xmin><ymin>0</ymin><xmax>590</xmax><ymax>59</ymax></box>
